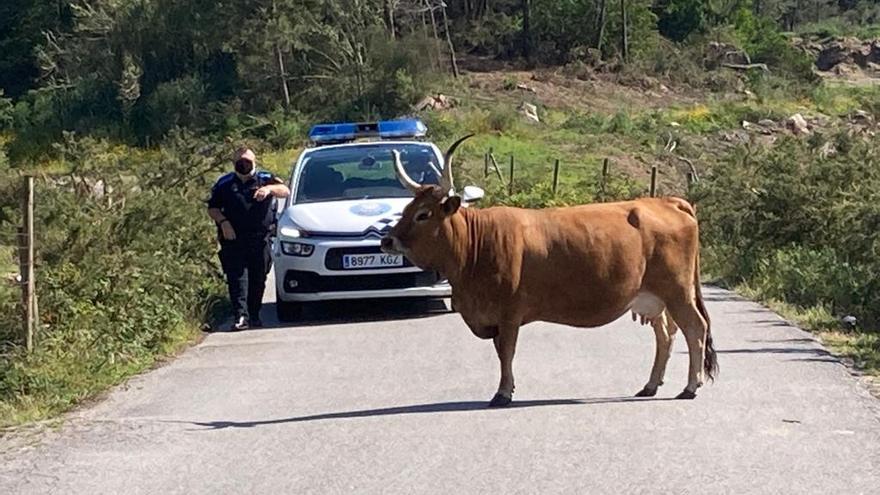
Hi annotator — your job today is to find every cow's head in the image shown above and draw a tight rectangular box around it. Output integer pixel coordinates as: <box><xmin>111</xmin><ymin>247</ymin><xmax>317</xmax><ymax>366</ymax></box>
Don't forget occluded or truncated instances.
<box><xmin>380</xmin><ymin>135</ymin><xmax>473</xmax><ymax>270</ymax></box>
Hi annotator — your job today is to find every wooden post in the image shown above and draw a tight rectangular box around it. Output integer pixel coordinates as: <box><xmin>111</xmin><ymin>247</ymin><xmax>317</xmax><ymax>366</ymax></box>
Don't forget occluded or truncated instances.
<box><xmin>686</xmin><ymin>171</ymin><xmax>695</xmax><ymax>199</ymax></box>
<box><xmin>620</xmin><ymin>0</ymin><xmax>629</xmax><ymax>63</ymax></box>
<box><xmin>509</xmin><ymin>155</ymin><xmax>515</xmax><ymax>196</ymax></box>
<box><xmin>552</xmin><ymin>159</ymin><xmax>560</xmax><ymax>195</ymax></box>
<box><xmin>484</xmin><ymin>152</ymin><xmax>489</xmax><ymax>178</ymax></box>
<box><xmin>649</xmin><ymin>165</ymin><xmax>657</xmax><ymax>197</ymax></box>
<box><xmin>600</xmin><ymin>157</ymin><xmax>609</xmax><ymax>198</ymax></box>
<box><xmin>20</xmin><ymin>176</ymin><xmax>35</xmax><ymax>352</ymax></box>
<box><xmin>489</xmin><ymin>152</ymin><xmax>505</xmax><ymax>183</ymax></box>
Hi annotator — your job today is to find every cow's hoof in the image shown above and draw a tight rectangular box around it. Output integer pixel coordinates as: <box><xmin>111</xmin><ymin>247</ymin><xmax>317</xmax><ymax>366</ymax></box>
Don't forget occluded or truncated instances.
<box><xmin>675</xmin><ymin>389</ymin><xmax>697</xmax><ymax>400</ymax></box>
<box><xmin>488</xmin><ymin>393</ymin><xmax>512</xmax><ymax>408</ymax></box>
<box><xmin>635</xmin><ymin>386</ymin><xmax>658</xmax><ymax>397</ymax></box>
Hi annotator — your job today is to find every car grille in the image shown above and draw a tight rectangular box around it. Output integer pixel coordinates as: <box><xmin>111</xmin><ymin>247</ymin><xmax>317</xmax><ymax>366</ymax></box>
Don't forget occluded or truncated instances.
<box><xmin>282</xmin><ymin>269</ymin><xmax>443</xmax><ymax>293</ymax></box>
<box><xmin>324</xmin><ymin>246</ymin><xmax>415</xmax><ymax>270</ymax></box>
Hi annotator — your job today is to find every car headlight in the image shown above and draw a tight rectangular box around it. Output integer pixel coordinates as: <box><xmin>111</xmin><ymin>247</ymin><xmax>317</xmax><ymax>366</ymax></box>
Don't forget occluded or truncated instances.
<box><xmin>281</xmin><ymin>241</ymin><xmax>314</xmax><ymax>257</ymax></box>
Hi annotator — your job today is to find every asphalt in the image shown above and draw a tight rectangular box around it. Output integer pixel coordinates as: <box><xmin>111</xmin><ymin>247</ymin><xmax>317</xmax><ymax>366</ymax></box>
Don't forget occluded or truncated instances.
<box><xmin>1</xmin><ymin>281</ymin><xmax>879</xmax><ymax>494</ymax></box>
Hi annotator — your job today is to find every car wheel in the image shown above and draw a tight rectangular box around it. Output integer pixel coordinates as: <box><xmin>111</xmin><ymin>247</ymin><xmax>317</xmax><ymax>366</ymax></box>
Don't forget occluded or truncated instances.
<box><xmin>276</xmin><ymin>299</ymin><xmax>302</xmax><ymax>322</ymax></box>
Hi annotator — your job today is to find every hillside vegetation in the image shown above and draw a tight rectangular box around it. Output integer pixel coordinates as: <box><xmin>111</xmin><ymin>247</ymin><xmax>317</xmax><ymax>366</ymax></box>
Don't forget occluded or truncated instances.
<box><xmin>2</xmin><ymin>0</ymin><xmax>880</xmax><ymax>426</ymax></box>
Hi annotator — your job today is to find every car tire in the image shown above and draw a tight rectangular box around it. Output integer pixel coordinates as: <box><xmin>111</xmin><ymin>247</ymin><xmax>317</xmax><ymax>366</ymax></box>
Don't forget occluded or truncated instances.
<box><xmin>276</xmin><ymin>298</ymin><xmax>302</xmax><ymax>322</ymax></box>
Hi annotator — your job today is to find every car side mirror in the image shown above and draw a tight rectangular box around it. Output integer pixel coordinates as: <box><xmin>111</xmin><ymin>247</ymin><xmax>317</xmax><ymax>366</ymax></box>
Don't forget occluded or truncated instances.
<box><xmin>462</xmin><ymin>185</ymin><xmax>485</xmax><ymax>203</ymax></box>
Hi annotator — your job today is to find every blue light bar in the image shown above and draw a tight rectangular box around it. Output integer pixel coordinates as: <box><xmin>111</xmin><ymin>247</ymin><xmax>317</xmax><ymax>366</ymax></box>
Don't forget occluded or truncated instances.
<box><xmin>308</xmin><ymin>119</ymin><xmax>427</xmax><ymax>145</ymax></box>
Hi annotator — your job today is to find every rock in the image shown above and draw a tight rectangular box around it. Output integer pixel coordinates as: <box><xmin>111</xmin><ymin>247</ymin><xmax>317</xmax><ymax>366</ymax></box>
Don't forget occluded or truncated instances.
<box><xmin>817</xmin><ymin>38</ymin><xmax>858</xmax><ymax>71</ymax></box>
<box><xmin>518</xmin><ymin>102</ymin><xmax>540</xmax><ymax>123</ymax></box>
<box><xmin>787</xmin><ymin>113</ymin><xmax>810</xmax><ymax>135</ymax></box>
<box><xmin>742</xmin><ymin>120</ymin><xmax>754</xmax><ymax>129</ymax></box>
<box><xmin>758</xmin><ymin>119</ymin><xmax>777</xmax><ymax>128</ymax></box>
<box><xmin>816</xmin><ymin>37</ymin><xmax>880</xmax><ymax>71</ymax></box>
<box><xmin>833</xmin><ymin>62</ymin><xmax>859</xmax><ymax>76</ymax></box>
<box><xmin>413</xmin><ymin>94</ymin><xmax>456</xmax><ymax>112</ymax></box>
<box><xmin>819</xmin><ymin>141</ymin><xmax>837</xmax><ymax>159</ymax></box>
<box><xmin>852</xmin><ymin>110</ymin><xmax>874</xmax><ymax>123</ymax></box>
<box><xmin>515</xmin><ymin>82</ymin><xmax>536</xmax><ymax>93</ymax></box>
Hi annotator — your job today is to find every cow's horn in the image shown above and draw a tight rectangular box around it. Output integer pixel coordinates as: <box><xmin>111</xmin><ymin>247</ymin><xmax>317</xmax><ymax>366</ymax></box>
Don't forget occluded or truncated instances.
<box><xmin>392</xmin><ymin>149</ymin><xmax>421</xmax><ymax>193</ymax></box>
<box><xmin>440</xmin><ymin>134</ymin><xmax>474</xmax><ymax>194</ymax></box>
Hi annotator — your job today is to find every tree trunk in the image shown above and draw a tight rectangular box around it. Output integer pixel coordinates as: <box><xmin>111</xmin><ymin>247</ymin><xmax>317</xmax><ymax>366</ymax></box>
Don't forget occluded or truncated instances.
<box><xmin>275</xmin><ymin>44</ymin><xmax>291</xmax><ymax>110</ymax></box>
<box><xmin>522</xmin><ymin>0</ymin><xmax>532</xmax><ymax>61</ymax></box>
<box><xmin>753</xmin><ymin>0</ymin><xmax>761</xmax><ymax>16</ymax></box>
<box><xmin>596</xmin><ymin>0</ymin><xmax>607</xmax><ymax>52</ymax></box>
<box><xmin>620</xmin><ymin>0</ymin><xmax>628</xmax><ymax>63</ymax></box>
<box><xmin>441</xmin><ymin>4</ymin><xmax>460</xmax><ymax>78</ymax></box>
<box><xmin>384</xmin><ymin>0</ymin><xmax>396</xmax><ymax>39</ymax></box>
<box><xmin>426</xmin><ymin>0</ymin><xmax>442</xmax><ymax>69</ymax></box>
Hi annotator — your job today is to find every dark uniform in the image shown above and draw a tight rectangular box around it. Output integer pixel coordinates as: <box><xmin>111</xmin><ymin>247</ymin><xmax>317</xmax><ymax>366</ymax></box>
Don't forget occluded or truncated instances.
<box><xmin>209</xmin><ymin>170</ymin><xmax>282</xmax><ymax>324</ymax></box>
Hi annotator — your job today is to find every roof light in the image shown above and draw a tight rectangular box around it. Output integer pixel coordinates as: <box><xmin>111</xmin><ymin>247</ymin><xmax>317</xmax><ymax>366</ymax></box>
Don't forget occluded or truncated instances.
<box><xmin>308</xmin><ymin>119</ymin><xmax>427</xmax><ymax>145</ymax></box>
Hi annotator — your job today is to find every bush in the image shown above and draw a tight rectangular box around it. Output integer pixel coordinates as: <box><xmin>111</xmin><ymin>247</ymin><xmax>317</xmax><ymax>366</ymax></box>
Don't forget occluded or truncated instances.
<box><xmin>0</xmin><ymin>90</ymin><xmax>12</xmax><ymax>131</ymax></box>
<box><xmin>0</xmin><ymin>132</ymin><xmax>226</xmax><ymax>425</ymax></box>
<box><xmin>732</xmin><ymin>9</ymin><xmax>818</xmax><ymax>84</ymax></box>
<box><xmin>697</xmin><ymin>132</ymin><xmax>880</xmax><ymax>326</ymax></box>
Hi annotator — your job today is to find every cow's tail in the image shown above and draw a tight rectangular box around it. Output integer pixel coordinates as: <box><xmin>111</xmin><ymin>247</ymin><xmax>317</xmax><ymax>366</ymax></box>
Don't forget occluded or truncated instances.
<box><xmin>694</xmin><ymin>231</ymin><xmax>718</xmax><ymax>382</ymax></box>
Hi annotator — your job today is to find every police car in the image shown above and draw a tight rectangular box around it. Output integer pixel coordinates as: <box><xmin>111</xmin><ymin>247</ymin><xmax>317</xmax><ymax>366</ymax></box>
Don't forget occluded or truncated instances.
<box><xmin>272</xmin><ymin>119</ymin><xmax>484</xmax><ymax>320</ymax></box>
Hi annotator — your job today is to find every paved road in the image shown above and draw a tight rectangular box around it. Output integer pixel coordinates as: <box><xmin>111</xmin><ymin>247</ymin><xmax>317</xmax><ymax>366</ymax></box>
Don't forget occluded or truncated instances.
<box><xmin>1</xmin><ymin>284</ymin><xmax>879</xmax><ymax>494</ymax></box>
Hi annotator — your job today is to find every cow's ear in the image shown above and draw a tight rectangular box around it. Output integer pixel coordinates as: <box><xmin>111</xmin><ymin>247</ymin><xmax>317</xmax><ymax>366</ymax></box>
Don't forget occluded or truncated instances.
<box><xmin>442</xmin><ymin>196</ymin><xmax>461</xmax><ymax>215</ymax></box>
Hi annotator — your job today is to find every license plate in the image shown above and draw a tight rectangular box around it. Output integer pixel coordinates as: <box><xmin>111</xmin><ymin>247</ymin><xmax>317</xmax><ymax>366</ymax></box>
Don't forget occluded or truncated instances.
<box><xmin>342</xmin><ymin>254</ymin><xmax>403</xmax><ymax>269</ymax></box>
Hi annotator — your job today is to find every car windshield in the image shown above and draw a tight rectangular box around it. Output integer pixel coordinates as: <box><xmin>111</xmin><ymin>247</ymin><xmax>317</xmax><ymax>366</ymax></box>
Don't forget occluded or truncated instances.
<box><xmin>294</xmin><ymin>143</ymin><xmax>442</xmax><ymax>204</ymax></box>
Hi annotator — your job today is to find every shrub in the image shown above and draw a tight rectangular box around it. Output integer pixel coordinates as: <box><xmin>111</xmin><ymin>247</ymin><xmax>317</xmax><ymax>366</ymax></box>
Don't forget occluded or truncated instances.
<box><xmin>697</xmin><ymin>131</ymin><xmax>880</xmax><ymax>326</ymax></box>
<box><xmin>0</xmin><ymin>132</ymin><xmax>226</xmax><ymax>425</ymax></box>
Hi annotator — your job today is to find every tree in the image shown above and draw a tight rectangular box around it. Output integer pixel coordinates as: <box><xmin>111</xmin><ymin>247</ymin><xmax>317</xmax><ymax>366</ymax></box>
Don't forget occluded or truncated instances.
<box><xmin>655</xmin><ymin>0</ymin><xmax>706</xmax><ymax>41</ymax></box>
<box><xmin>0</xmin><ymin>0</ymin><xmax>72</xmax><ymax>98</ymax></box>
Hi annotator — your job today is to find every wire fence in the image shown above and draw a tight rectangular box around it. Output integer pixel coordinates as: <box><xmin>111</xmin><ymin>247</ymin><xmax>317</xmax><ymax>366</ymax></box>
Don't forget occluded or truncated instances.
<box><xmin>1</xmin><ymin>176</ymin><xmax>37</xmax><ymax>352</ymax></box>
<box><xmin>459</xmin><ymin>148</ymin><xmax>700</xmax><ymax>201</ymax></box>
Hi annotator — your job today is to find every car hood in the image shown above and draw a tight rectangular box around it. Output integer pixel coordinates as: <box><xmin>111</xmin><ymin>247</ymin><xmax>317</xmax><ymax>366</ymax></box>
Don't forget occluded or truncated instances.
<box><xmin>277</xmin><ymin>198</ymin><xmax>413</xmax><ymax>237</ymax></box>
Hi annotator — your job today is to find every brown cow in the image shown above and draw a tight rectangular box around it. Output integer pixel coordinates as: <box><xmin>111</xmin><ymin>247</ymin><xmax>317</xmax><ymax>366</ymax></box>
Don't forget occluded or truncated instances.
<box><xmin>381</xmin><ymin>136</ymin><xmax>717</xmax><ymax>407</ymax></box>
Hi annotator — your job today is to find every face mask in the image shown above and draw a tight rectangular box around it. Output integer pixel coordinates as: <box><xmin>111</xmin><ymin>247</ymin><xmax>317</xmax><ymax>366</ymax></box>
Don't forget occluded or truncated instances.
<box><xmin>235</xmin><ymin>159</ymin><xmax>255</xmax><ymax>175</ymax></box>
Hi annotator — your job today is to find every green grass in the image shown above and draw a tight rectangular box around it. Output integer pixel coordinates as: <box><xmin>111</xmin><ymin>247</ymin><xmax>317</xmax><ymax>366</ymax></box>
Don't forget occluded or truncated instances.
<box><xmin>0</xmin><ymin>321</ymin><xmax>200</xmax><ymax>427</ymax></box>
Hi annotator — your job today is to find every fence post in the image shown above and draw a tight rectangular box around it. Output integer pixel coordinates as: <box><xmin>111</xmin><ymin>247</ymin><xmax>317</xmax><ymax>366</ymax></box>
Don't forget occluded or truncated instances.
<box><xmin>483</xmin><ymin>152</ymin><xmax>489</xmax><ymax>178</ymax></box>
<box><xmin>19</xmin><ymin>176</ymin><xmax>35</xmax><ymax>352</ymax></box>
<box><xmin>552</xmin><ymin>159</ymin><xmax>560</xmax><ymax>196</ymax></box>
<box><xmin>489</xmin><ymin>152</ymin><xmax>505</xmax><ymax>183</ymax></box>
<box><xmin>649</xmin><ymin>165</ymin><xmax>657</xmax><ymax>198</ymax></box>
<box><xmin>508</xmin><ymin>155</ymin><xmax>515</xmax><ymax>196</ymax></box>
<box><xmin>601</xmin><ymin>158</ymin><xmax>609</xmax><ymax>198</ymax></box>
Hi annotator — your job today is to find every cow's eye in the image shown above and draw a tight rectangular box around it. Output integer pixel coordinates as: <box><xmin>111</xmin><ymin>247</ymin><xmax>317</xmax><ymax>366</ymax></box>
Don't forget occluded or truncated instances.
<box><xmin>415</xmin><ymin>211</ymin><xmax>432</xmax><ymax>222</ymax></box>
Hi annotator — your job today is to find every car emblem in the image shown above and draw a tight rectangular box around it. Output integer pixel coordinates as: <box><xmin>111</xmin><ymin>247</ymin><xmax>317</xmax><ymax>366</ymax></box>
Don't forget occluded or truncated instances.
<box><xmin>350</xmin><ymin>203</ymin><xmax>392</xmax><ymax>217</ymax></box>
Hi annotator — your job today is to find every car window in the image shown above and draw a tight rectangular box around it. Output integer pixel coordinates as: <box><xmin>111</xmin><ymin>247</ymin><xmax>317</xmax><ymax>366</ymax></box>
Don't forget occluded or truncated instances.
<box><xmin>294</xmin><ymin>143</ymin><xmax>441</xmax><ymax>204</ymax></box>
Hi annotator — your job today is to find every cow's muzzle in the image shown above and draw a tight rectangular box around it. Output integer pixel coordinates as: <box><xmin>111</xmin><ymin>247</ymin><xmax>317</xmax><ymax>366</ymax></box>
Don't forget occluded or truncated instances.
<box><xmin>380</xmin><ymin>236</ymin><xmax>400</xmax><ymax>255</ymax></box>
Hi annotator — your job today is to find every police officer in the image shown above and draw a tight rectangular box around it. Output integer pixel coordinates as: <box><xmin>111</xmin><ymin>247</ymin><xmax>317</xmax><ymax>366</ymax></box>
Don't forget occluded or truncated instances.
<box><xmin>208</xmin><ymin>148</ymin><xmax>290</xmax><ymax>330</ymax></box>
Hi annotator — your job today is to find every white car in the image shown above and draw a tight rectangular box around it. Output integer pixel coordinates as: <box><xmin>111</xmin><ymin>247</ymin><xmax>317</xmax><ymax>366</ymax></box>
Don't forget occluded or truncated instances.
<box><xmin>272</xmin><ymin>119</ymin><xmax>484</xmax><ymax>321</ymax></box>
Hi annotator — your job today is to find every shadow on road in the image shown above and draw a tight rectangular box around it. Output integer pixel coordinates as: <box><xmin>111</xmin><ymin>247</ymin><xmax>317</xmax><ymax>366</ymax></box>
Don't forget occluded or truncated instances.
<box><xmin>211</xmin><ymin>298</ymin><xmax>452</xmax><ymax>332</ymax></box>
<box><xmin>178</xmin><ymin>396</ymin><xmax>678</xmax><ymax>430</ymax></box>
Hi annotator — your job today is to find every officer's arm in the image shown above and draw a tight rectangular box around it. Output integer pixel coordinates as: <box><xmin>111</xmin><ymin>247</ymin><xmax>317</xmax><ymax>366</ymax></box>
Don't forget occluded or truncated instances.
<box><xmin>208</xmin><ymin>208</ymin><xmax>227</xmax><ymax>224</ymax></box>
<box><xmin>265</xmin><ymin>183</ymin><xmax>290</xmax><ymax>198</ymax></box>
<box><xmin>207</xmin><ymin>181</ymin><xmax>228</xmax><ymax>224</ymax></box>
<box><xmin>260</xmin><ymin>173</ymin><xmax>290</xmax><ymax>199</ymax></box>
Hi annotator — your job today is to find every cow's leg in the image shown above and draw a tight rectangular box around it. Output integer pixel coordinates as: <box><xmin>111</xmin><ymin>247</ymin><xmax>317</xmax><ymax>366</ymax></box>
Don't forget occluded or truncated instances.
<box><xmin>635</xmin><ymin>311</ymin><xmax>677</xmax><ymax>397</ymax></box>
<box><xmin>489</xmin><ymin>324</ymin><xmax>520</xmax><ymax>408</ymax></box>
<box><xmin>667</xmin><ymin>301</ymin><xmax>708</xmax><ymax>399</ymax></box>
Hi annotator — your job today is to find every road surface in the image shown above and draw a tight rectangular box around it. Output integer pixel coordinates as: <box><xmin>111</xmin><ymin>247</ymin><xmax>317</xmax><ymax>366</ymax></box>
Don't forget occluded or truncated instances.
<box><xmin>1</xmin><ymin>284</ymin><xmax>879</xmax><ymax>494</ymax></box>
